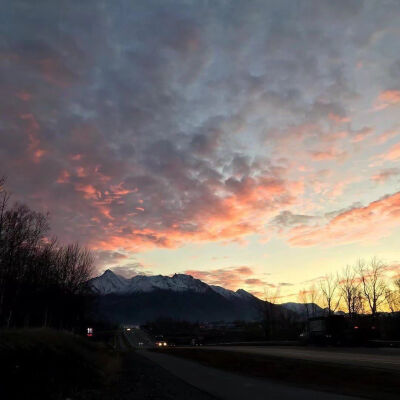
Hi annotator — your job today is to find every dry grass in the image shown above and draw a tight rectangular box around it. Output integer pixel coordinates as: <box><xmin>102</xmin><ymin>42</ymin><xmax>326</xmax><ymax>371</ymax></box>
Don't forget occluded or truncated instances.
<box><xmin>0</xmin><ymin>328</ymin><xmax>121</xmax><ymax>400</ymax></box>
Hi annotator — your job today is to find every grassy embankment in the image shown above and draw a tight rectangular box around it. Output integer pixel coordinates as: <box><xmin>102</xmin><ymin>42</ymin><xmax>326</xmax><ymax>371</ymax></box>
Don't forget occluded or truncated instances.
<box><xmin>155</xmin><ymin>347</ymin><xmax>400</xmax><ymax>400</ymax></box>
<box><xmin>0</xmin><ymin>329</ymin><xmax>120</xmax><ymax>400</ymax></box>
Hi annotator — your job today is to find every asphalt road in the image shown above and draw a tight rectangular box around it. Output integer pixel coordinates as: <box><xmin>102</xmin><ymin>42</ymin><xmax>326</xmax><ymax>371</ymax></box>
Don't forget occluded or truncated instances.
<box><xmin>141</xmin><ymin>350</ymin><xmax>364</xmax><ymax>400</ymax></box>
<box><xmin>123</xmin><ymin>328</ymin><xmax>154</xmax><ymax>348</ymax></box>
<box><xmin>200</xmin><ymin>345</ymin><xmax>400</xmax><ymax>371</ymax></box>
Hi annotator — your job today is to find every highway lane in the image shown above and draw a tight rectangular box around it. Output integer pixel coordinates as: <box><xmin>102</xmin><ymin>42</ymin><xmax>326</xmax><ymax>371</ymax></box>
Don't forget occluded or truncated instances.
<box><xmin>141</xmin><ymin>350</ymin><xmax>364</xmax><ymax>400</ymax></box>
<box><xmin>200</xmin><ymin>345</ymin><xmax>400</xmax><ymax>371</ymax></box>
<box><xmin>123</xmin><ymin>327</ymin><xmax>154</xmax><ymax>348</ymax></box>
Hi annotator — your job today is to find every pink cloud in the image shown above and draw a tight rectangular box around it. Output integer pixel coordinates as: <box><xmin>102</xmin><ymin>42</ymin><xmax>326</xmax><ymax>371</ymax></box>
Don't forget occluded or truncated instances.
<box><xmin>374</xmin><ymin>128</ymin><xmax>400</xmax><ymax>145</ymax></box>
<box><xmin>328</xmin><ymin>113</ymin><xmax>350</xmax><ymax>124</ymax></box>
<box><xmin>382</xmin><ymin>142</ymin><xmax>400</xmax><ymax>161</ymax></box>
<box><xmin>351</xmin><ymin>127</ymin><xmax>373</xmax><ymax>143</ymax></box>
<box><xmin>287</xmin><ymin>191</ymin><xmax>400</xmax><ymax>247</ymax></box>
<box><xmin>184</xmin><ymin>266</ymin><xmax>255</xmax><ymax>290</ymax></box>
<box><xmin>373</xmin><ymin>90</ymin><xmax>400</xmax><ymax>111</ymax></box>
<box><xmin>310</xmin><ymin>146</ymin><xmax>347</xmax><ymax>161</ymax></box>
<box><xmin>56</xmin><ymin>170</ymin><xmax>71</xmax><ymax>184</ymax></box>
<box><xmin>20</xmin><ymin>113</ymin><xmax>46</xmax><ymax>163</ymax></box>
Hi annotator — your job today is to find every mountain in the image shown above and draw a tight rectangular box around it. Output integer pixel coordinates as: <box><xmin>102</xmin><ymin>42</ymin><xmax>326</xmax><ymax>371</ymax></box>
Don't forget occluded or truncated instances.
<box><xmin>89</xmin><ymin>270</ymin><xmax>264</xmax><ymax>324</ymax></box>
<box><xmin>280</xmin><ymin>302</ymin><xmax>346</xmax><ymax>318</ymax></box>
<box><xmin>90</xmin><ymin>270</ymin><xmax>325</xmax><ymax>324</ymax></box>
<box><xmin>280</xmin><ymin>302</ymin><xmax>325</xmax><ymax>318</ymax></box>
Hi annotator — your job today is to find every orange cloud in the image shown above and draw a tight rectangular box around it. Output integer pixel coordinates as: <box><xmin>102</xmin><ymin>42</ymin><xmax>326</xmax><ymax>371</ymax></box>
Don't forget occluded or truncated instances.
<box><xmin>373</xmin><ymin>90</ymin><xmax>400</xmax><ymax>111</ymax></box>
<box><xmin>56</xmin><ymin>170</ymin><xmax>71</xmax><ymax>184</ymax></box>
<box><xmin>92</xmin><ymin>175</ymin><xmax>303</xmax><ymax>251</ymax></box>
<box><xmin>75</xmin><ymin>183</ymin><xmax>99</xmax><ymax>200</ymax></box>
<box><xmin>310</xmin><ymin>147</ymin><xmax>347</xmax><ymax>161</ymax></box>
<box><xmin>287</xmin><ymin>191</ymin><xmax>400</xmax><ymax>247</ymax></box>
<box><xmin>184</xmin><ymin>266</ymin><xmax>255</xmax><ymax>290</ymax></box>
<box><xmin>382</xmin><ymin>142</ymin><xmax>400</xmax><ymax>161</ymax></box>
<box><xmin>328</xmin><ymin>113</ymin><xmax>350</xmax><ymax>124</ymax></box>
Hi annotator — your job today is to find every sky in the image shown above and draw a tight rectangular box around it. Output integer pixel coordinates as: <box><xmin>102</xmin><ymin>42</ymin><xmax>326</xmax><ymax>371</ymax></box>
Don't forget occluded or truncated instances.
<box><xmin>1</xmin><ymin>0</ymin><xmax>400</xmax><ymax>301</ymax></box>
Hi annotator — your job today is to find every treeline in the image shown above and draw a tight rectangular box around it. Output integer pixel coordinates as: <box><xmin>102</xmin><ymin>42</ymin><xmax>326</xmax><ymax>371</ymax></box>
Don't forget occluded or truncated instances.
<box><xmin>0</xmin><ymin>177</ymin><xmax>94</xmax><ymax>329</ymax></box>
<box><xmin>297</xmin><ymin>258</ymin><xmax>400</xmax><ymax>318</ymax></box>
<box><xmin>259</xmin><ymin>258</ymin><xmax>400</xmax><ymax>340</ymax></box>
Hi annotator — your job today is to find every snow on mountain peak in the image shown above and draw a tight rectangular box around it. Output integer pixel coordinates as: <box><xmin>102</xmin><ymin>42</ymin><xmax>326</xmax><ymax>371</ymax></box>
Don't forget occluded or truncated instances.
<box><xmin>210</xmin><ymin>285</ymin><xmax>240</xmax><ymax>299</ymax></box>
<box><xmin>90</xmin><ymin>269</ymin><xmax>129</xmax><ymax>294</ymax></box>
<box><xmin>236</xmin><ymin>289</ymin><xmax>256</xmax><ymax>299</ymax></box>
<box><xmin>90</xmin><ymin>270</ymin><xmax>211</xmax><ymax>295</ymax></box>
<box><xmin>90</xmin><ymin>270</ymin><xmax>260</xmax><ymax>301</ymax></box>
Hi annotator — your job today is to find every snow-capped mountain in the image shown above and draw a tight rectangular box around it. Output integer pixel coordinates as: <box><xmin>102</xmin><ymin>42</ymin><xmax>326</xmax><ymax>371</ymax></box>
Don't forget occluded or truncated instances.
<box><xmin>280</xmin><ymin>302</ymin><xmax>325</xmax><ymax>317</ymax></box>
<box><xmin>90</xmin><ymin>269</ymin><xmax>130</xmax><ymax>295</ymax></box>
<box><xmin>280</xmin><ymin>302</ymin><xmax>345</xmax><ymax>318</ymax></box>
<box><xmin>90</xmin><ymin>269</ymin><xmax>253</xmax><ymax>298</ymax></box>
<box><xmin>89</xmin><ymin>269</ymin><xmax>264</xmax><ymax>323</ymax></box>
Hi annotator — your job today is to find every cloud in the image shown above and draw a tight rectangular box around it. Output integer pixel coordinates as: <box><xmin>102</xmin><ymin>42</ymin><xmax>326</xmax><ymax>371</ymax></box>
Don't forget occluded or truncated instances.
<box><xmin>110</xmin><ymin>263</ymin><xmax>149</xmax><ymax>278</ymax></box>
<box><xmin>271</xmin><ymin>211</ymin><xmax>318</xmax><ymax>227</ymax></box>
<box><xmin>371</xmin><ymin>168</ymin><xmax>400</xmax><ymax>183</ymax></box>
<box><xmin>351</xmin><ymin>127</ymin><xmax>373</xmax><ymax>143</ymax></box>
<box><xmin>94</xmin><ymin>250</ymin><xmax>128</xmax><ymax>267</ymax></box>
<box><xmin>381</xmin><ymin>143</ymin><xmax>400</xmax><ymax>162</ymax></box>
<box><xmin>310</xmin><ymin>147</ymin><xmax>347</xmax><ymax>161</ymax></box>
<box><xmin>184</xmin><ymin>266</ymin><xmax>255</xmax><ymax>290</ymax></box>
<box><xmin>287</xmin><ymin>191</ymin><xmax>400</xmax><ymax>247</ymax></box>
<box><xmin>1</xmin><ymin>0</ymin><xmax>400</xmax><ymax>262</ymax></box>
<box><xmin>373</xmin><ymin>90</ymin><xmax>400</xmax><ymax>111</ymax></box>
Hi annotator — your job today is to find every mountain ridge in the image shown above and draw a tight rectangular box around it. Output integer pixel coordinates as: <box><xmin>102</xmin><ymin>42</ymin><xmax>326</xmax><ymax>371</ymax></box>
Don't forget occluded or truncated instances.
<box><xmin>89</xmin><ymin>269</ymin><xmax>264</xmax><ymax>323</ymax></box>
<box><xmin>90</xmin><ymin>269</ymin><xmax>257</xmax><ymax>300</ymax></box>
<box><xmin>89</xmin><ymin>270</ymin><xmax>323</xmax><ymax>324</ymax></box>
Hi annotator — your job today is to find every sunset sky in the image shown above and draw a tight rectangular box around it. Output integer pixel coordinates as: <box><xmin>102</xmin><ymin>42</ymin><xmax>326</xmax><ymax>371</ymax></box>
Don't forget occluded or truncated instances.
<box><xmin>1</xmin><ymin>0</ymin><xmax>400</xmax><ymax>301</ymax></box>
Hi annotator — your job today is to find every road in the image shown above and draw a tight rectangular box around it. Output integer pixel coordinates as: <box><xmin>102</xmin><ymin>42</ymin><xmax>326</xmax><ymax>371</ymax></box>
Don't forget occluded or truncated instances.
<box><xmin>199</xmin><ymin>345</ymin><xmax>400</xmax><ymax>371</ymax></box>
<box><xmin>123</xmin><ymin>327</ymin><xmax>155</xmax><ymax>348</ymax></box>
<box><xmin>141</xmin><ymin>350</ymin><xmax>364</xmax><ymax>400</ymax></box>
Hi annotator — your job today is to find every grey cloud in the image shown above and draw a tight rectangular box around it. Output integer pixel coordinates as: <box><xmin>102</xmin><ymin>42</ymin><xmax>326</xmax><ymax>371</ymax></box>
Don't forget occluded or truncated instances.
<box><xmin>110</xmin><ymin>263</ymin><xmax>149</xmax><ymax>278</ymax></box>
<box><xmin>1</xmin><ymin>0</ymin><xmax>399</xmax><ymax>250</ymax></box>
<box><xmin>272</xmin><ymin>211</ymin><xmax>318</xmax><ymax>227</ymax></box>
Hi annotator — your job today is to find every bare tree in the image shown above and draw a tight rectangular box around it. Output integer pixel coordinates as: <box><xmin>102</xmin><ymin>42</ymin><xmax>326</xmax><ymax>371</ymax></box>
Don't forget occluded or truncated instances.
<box><xmin>0</xmin><ymin>175</ymin><xmax>95</xmax><ymax>328</ymax></box>
<box><xmin>261</xmin><ymin>286</ymin><xmax>281</xmax><ymax>339</ymax></box>
<box><xmin>298</xmin><ymin>289</ymin><xmax>310</xmax><ymax>320</ymax></box>
<box><xmin>358</xmin><ymin>258</ymin><xmax>387</xmax><ymax>316</ymax></box>
<box><xmin>384</xmin><ymin>278</ymin><xmax>400</xmax><ymax>313</ymax></box>
<box><xmin>298</xmin><ymin>285</ymin><xmax>320</xmax><ymax>318</ymax></box>
<box><xmin>384</xmin><ymin>288</ymin><xmax>399</xmax><ymax>313</ymax></box>
<box><xmin>319</xmin><ymin>274</ymin><xmax>341</xmax><ymax>315</ymax></box>
<box><xmin>308</xmin><ymin>284</ymin><xmax>320</xmax><ymax>317</ymax></box>
<box><xmin>338</xmin><ymin>265</ymin><xmax>362</xmax><ymax>317</ymax></box>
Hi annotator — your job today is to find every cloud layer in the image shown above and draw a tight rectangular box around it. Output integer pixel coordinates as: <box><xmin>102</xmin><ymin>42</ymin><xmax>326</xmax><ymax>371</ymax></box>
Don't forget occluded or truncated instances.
<box><xmin>1</xmin><ymin>1</ymin><xmax>400</xmax><ymax>292</ymax></box>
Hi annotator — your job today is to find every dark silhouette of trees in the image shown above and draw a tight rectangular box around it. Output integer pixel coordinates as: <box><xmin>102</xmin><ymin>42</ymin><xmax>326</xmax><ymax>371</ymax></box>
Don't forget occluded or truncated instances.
<box><xmin>338</xmin><ymin>265</ymin><xmax>363</xmax><ymax>318</ymax></box>
<box><xmin>0</xmin><ymin>177</ymin><xmax>94</xmax><ymax>329</ymax></box>
<box><xmin>298</xmin><ymin>284</ymin><xmax>320</xmax><ymax>318</ymax></box>
<box><xmin>358</xmin><ymin>258</ymin><xmax>387</xmax><ymax>316</ymax></box>
<box><xmin>319</xmin><ymin>274</ymin><xmax>341</xmax><ymax>315</ymax></box>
